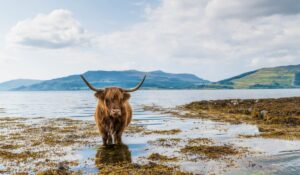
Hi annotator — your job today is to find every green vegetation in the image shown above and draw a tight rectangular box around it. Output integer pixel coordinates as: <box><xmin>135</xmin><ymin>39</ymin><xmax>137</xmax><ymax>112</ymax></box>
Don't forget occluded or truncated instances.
<box><xmin>215</xmin><ymin>64</ymin><xmax>300</xmax><ymax>89</ymax></box>
<box><xmin>233</xmin><ymin>67</ymin><xmax>294</xmax><ymax>88</ymax></box>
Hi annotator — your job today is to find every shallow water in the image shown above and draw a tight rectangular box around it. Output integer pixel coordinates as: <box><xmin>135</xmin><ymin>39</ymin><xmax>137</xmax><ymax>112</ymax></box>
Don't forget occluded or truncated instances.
<box><xmin>0</xmin><ymin>89</ymin><xmax>300</xmax><ymax>174</ymax></box>
<box><xmin>1</xmin><ymin>89</ymin><xmax>300</xmax><ymax>118</ymax></box>
<box><xmin>68</xmin><ymin>106</ymin><xmax>300</xmax><ymax>174</ymax></box>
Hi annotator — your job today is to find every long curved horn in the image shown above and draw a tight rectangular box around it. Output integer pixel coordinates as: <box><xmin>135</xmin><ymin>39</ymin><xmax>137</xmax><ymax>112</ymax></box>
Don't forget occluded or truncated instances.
<box><xmin>80</xmin><ymin>75</ymin><xmax>104</xmax><ymax>92</ymax></box>
<box><xmin>123</xmin><ymin>75</ymin><xmax>146</xmax><ymax>92</ymax></box>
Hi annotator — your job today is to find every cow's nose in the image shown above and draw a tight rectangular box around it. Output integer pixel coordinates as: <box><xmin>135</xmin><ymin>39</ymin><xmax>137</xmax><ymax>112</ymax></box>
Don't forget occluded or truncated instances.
<box><xmin>111</xmin><ymin>109</ymin><xmax>121</xmax><ymax>116</ymax></box>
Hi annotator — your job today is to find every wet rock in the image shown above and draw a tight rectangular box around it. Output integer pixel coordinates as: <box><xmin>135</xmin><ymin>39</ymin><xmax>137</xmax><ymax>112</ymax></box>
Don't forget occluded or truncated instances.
<box><xmin>248</xmin><ymin>161</ymin><xmax>262</xmax><ymax>168</ymax></box>
<box><xmin>260</xmin><ymin>110</ymin><xmax>269</xmax><ymax>120</ymax></box>
<box><xmin>247</xmin><ymin>107</ymin><xmax>253</xmax><ymax>113</ymax></box>
<box><xmin>57</xmin><ymin>162</ymin><xmax>68</xmax><ymax>171</ymax></box>
<box><xmin>231</xmin><ymin>100</ymin><xmax>239</xmax><ymax>106</ymax></box>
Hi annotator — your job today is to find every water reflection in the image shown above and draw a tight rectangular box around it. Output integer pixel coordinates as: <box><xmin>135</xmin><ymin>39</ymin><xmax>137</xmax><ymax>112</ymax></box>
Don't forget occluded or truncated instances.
<box><xmin>95</xmin><ymin>144</ymin><xmax>132</xmax><ymax>166</ymax></box>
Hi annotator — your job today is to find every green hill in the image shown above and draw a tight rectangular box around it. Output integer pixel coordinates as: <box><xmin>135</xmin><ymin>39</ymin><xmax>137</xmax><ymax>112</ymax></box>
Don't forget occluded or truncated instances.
<box><xmin>217</xmin><ymin>64</ymin><xmax>300</xmax><ymax>89</ymax></box>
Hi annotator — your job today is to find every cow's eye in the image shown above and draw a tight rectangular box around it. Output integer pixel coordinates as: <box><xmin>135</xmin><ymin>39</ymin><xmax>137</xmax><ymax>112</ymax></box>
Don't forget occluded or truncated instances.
<box><xmin>105</xmin><ymin>99</ymin><xmax>109</xmax><ymax>105</ymax></box>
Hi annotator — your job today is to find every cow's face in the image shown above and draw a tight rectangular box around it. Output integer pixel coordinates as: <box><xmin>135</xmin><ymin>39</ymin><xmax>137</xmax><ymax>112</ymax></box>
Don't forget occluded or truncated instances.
<box><xmin>95</xmin><ymin>88</ymin><xmax>130</xmax><ymax>118</ymax></box>
<box><xmin>80</xmin><ymin>74</ymin><xmax>146</xmax><ymax>117</ymax></box>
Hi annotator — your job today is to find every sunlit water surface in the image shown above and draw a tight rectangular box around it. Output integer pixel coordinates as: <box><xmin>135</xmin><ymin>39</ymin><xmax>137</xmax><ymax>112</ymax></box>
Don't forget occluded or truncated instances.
<box><xmin>0</xmin><ymin>89</ymin><xmax>300</xmax><ymax>174</ymax></box>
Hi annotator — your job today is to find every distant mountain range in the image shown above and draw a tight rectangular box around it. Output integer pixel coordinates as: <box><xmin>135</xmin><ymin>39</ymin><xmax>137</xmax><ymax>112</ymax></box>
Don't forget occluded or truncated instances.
<box><xmin>0</xmin><ymin>64</ymin><xmax>299</xmax><ymax>91</ymax></box>
<box><xmin>0</xmin><ymin>79</ymin><xmax>43</xmax><ymax>91</ymax></box>
<box><xmin>10</xmin><ymin>70</ymin><xmax>209</xmax><ymax>91</ymax></box>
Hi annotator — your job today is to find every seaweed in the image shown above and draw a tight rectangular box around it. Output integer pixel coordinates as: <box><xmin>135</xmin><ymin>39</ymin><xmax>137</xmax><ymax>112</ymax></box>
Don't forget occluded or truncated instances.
<box><xmin>180</xmin><ymin>145</ymin><xmax>239</xmax><ymax>159</ymax></box>
<box><xmin>147</xmin><ymin>153</ymin><xmax>178</xmax><ymax>161</ymax></box>
<box><xmin>181</xmin><ymin>97</ymin><xmax>300</xmax><ymax>140</ymax></box>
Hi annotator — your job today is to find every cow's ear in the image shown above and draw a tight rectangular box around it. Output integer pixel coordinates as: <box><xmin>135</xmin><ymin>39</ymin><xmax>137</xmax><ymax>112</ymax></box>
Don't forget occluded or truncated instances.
<box><xmin>123</xmin><ymin>93</ymin><xmax>131</xmax><ymax>101</ymax></box>
<box><xmin>94</xmin><ymin>91</ymin><xmax>104</xmax><ymax>100</ymax></box>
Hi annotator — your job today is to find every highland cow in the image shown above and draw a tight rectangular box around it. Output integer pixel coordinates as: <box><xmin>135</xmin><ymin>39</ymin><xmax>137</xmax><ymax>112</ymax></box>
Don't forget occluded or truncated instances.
<box><xmin>81</xmin><ymin>75</ymin><xmax>146</xmax><ymax>145</ymax></box>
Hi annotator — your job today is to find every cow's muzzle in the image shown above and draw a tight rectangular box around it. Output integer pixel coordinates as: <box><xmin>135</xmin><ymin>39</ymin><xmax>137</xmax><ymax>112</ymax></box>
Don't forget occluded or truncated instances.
<box><xmin>110</xmin><ymin>109</ymin><xmax>121</xmax><ymax>117</ymax></box>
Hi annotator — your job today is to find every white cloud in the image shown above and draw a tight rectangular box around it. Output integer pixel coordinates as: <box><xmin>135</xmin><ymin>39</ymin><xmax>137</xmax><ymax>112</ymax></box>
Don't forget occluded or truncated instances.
<box><xmin>7</xmin><ymin>9</ymin><xmax>91</xmax><ymax>49</ymax></box>
<box><xmin>3</xmin><ymin>1</ymin><xmax>300</xmax><ymax>81</ymax></box>
<box><xmin>206</xmin><ymin>0</ymin><xmax>300</xmax><ymax>20</ymax></box>
<box><xmin>93</xmin><ymin>0</ymin><xmax>300</xmax><ymax>80</ymax></box>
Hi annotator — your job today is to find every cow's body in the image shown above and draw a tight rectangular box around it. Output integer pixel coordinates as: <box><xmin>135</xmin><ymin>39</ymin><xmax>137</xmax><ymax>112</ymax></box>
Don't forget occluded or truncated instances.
<box><xmin>94</xmin><ymin>88</ymin><xmax>132</xmax><ymax>145</ymax></box>
<box><xmin>81</xmin><ymin>75</ymin><xmax>146</xmax><ymax>145</ymax></box>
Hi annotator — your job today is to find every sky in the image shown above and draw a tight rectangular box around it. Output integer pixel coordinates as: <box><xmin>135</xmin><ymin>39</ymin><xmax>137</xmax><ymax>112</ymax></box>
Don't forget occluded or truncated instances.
<box><xmin>0</xmin><ymin>0</ymin><xmax>299</xmax><ymax>82</ymax></box>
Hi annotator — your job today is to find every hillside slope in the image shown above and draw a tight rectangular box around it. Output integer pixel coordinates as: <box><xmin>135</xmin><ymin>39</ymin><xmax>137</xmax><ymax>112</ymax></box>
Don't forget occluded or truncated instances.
<box><xmin>217</xmin><ymin>64</ymin><xmax>300</xmax><ymax>89</ymax></box>
<box><xmin>0</xmin><ymin>79</ymin><xmax>43</xmax><ymax>91</ymax></box>
<box><xmin>14</xmin><ymin>70</ymin><xmax>209</xmax><ymax>91</ymax></box>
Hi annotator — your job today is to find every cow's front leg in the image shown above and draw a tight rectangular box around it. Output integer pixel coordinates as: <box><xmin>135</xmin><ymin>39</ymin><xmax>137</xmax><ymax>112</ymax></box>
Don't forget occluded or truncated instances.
<box><xmin>102</xmin><ymin>132</ymin><xmax>109</xmax><ymax>146</ymax></box>
<box><xmin>114</xmin><ymin>131</ymin><xmax>123</xmax><ymax>145</ymax></box>
<box><xmin>107</xmin><ymin>134</ymin><xmax>113</xmax><ymax>145</ymax></box>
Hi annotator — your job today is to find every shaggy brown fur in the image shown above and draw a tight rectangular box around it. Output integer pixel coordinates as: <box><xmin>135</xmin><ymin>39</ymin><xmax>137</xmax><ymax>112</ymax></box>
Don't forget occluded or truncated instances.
<box><xmin>81</xmin><ymin>74</ymin><xmax>146</xmax><ymax>145</ymax></box>
<box><xmin>94</xmin><ymin>88</ymin><xmax>132</xmax><ymax>145</ymax></box>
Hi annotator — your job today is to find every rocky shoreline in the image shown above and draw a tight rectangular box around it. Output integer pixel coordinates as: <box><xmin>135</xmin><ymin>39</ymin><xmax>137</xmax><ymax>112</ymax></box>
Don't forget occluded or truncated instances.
<box><xmin>2</xmin><ymin>97</ymin><xmax>298</xmax><ymax>174</ymax></box>
<box><xmin>0</xmin><ymin>116</ymin><xmax>255</xmax><ymax>174</ymax></box>
<box><xmin>144</xmin><ymin>97</ymin><xmax>300</xmax><ymax>140</ymax></box>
